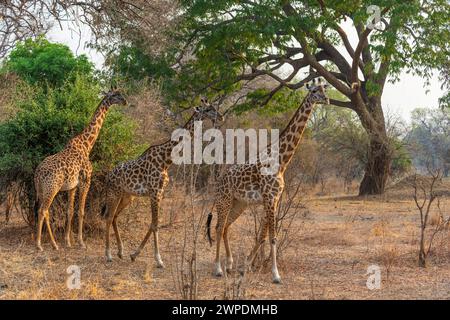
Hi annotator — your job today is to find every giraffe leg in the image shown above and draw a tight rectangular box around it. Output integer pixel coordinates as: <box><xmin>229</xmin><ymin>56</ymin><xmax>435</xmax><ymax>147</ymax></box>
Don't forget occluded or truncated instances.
<box><xmin>214</xmin><ymin>199</ymin><xmax>232</xmax><ymax>277</ymax></box>
<box><xmin>77</xmin><ymin>173</ymin><xmax>91</xmax><ymax>249</ymax></box>
<box><xmin>264</xmin><ymin>198</ymin><xmax>281</xmax><ymax>284</ymax></box>
<box><xmin>65</xmin><ymin>188</ymin><xmax>76</xmax><ymax>247</ymax></box>
<box><xmin>112</xmin><ymin>194</ymin><xmax>132</xmax><ymax>259</ymax></box>
<box><xmin>130</xmin><ymin>197</ymin><xmax>164</xmax><ymax>267</ymax></box>
<box><xmin>105</xmin><ymin>196</ymin><xmax>121</xmax><ymax>262</ymax></box>
<box><xmin>44</xmin><ymin>209</ymin><xmax>59</xmax><ymax>250</ymax></box>
<box><xmin>223</xmin><ymin>200</ymin><xmax>246</xmax><ymax>272</ymax></box>
<box><xmin>223</xmin><ymin>225</ymin><xmax>232</xmax><ymax>271</ymax></box>
<box><xmin>36</xmin><ymin>207</ymin><xmax>45</xmax><ymax>251</ymax></box>
<box><xmin>151</xmin><ymin>199</ymin><xmax>164</xmax><ymax>268</ymax></box>
<box><xmin>35</xmin><ymin>188</ymin><xmax>58</xmax><ymax>251</ymax></box>
<box><xmin>130</xmin><ymin>222</ymin><xmax>154</xmax><ymax>262</ymax></box>
<box><xmin>214</xmin><ymin>219</ymin><xmax>225</xmax><ymax>277</ymax></box>
<box><xmin>112</xmin><ymin>215</ymin><xmax>123</xmax><ymax>259</ymax></box>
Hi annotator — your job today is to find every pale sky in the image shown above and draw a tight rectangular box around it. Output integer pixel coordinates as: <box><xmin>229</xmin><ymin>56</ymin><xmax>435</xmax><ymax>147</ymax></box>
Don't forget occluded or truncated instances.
<box><xmin>47</xmin><ymin>21</ymin><xmax>445</xmax><ymax>123</ymax></box>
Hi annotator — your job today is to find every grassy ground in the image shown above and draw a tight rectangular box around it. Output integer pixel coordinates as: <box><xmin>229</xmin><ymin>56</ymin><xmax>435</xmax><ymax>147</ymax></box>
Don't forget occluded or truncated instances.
<box><xmin>0</xmin><ymin>178</ymin><xmax>449</xmax><ymax>300</ymax></box>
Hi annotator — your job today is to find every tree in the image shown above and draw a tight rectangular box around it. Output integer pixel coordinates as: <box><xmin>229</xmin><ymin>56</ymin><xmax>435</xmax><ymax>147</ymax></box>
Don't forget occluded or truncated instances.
<box><xmin>0</xmin><ymin>1</ymin><xmax>179</xmax><ymax>61</ymax></box>
<box><xmin>3</xmin><ymin>37</ymin><xmax>93</xmax><ymax>87</ymax></box>
<box><xmin>166</xmin><ymin>0</ymin><xmax>449</xmax><ymax>195</ymax></box>
<box><xmin>407</xmin><ymin>108</ymin><xmax>450</xmax><ymax>176</ymax></box>
<box><xmin>0</xmin><ymin>39</ymin><xmax>142</xmax><ymax>227</ymax></box>
<box><xmin>0</xmin><ymin>0</ymin><xmax>53</xmax><ymax>60</ymax></box>
<box><xmin>438</xmin><ymin>63</ymin><xmax>450</xmax><ymax>109</ymax></box>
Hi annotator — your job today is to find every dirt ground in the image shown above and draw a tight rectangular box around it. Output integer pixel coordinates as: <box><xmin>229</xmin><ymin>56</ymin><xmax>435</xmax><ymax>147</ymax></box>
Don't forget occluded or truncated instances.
<box><xmin>0</xmin><ymin>178</ymin><xmax>449</xmax><ymax>300</ymax></box>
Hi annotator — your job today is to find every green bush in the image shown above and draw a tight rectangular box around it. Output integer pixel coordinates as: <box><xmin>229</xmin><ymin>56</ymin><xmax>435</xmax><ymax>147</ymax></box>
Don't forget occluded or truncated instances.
<box><xmin>2</xmin><ymin>37</ymin><xmax>93</xmax><ymax>88</ymax></box>
<box><xmin>0</xmin><ymin>38</ymin><xmax>143</xmax><ymax>229</ymax></box>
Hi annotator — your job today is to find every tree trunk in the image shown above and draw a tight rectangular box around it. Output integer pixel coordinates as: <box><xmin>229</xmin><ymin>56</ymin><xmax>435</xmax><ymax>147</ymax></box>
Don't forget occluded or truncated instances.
<box><xmin>418</xmin><ymin>226</ymin><xmax>427</xmax><ymax>267</ymax></box>
<box><xmin>359</xmin><ymin>137</ymin><xmax>391</xmax><ymax>195</ymax></box>
<box><xmin>356</xmin><ymin>98</ymin><xmax>392</xmax><ymax>196</ymax></box>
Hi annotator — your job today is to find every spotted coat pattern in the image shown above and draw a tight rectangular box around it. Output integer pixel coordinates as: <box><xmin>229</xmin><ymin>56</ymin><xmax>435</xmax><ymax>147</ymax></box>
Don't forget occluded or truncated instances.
<box><xmin>33</xmin><ymin>89</ymin><xmax>127</xmax><ymax>251</ymax></box>
<box><xmin>210</xmin><ymin>83</ymin><xmax>329</xmax><ymax>283</ymax></box>
<box><xmin>103</xmin><ymin>100</ymin><xmax>223</xmax><ymax>266</ymax></box>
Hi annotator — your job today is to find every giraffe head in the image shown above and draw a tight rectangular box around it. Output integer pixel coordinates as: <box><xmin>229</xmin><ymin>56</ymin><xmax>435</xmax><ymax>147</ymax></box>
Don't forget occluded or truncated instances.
<box><xmin>102</xmin><ymin>86</ymin><xmax>128</xmax><ymax>107</ymax></box>
<box><xmin>193</xmin><ymin>97</ymin><xmax>224</xmax><ymax>124</ymax></box>
<box><xmin>306</xmin><ymin>78</ymin><xmax>329</xmax><ymax>105</ymax></box>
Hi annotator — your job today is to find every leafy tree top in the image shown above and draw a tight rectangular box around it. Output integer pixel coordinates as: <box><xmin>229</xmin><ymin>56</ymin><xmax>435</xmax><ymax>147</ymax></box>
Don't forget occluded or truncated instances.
<box><xmin>3</xmin><ymin>37</ymin><xmax>94</xmax><ymax>88</ymax></box>
<box><xmin>173</xmin><ymin>0</ymin><xmax>449</xmax><ymax>111</ymax></box>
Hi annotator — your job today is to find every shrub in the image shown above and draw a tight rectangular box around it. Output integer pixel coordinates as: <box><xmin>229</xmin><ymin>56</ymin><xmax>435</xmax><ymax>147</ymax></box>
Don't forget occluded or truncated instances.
<box><xmin>0</xmin><ymin>74</ymin><xmax>142</xmax><ymax>230</ymax></box>
<box><xmin>2</xmin><ymin>37</ymin><xmax>93</xmax><ymax>88</ymax></box>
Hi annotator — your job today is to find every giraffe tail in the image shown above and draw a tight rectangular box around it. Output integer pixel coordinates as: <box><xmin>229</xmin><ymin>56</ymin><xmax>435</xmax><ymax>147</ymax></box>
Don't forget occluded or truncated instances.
<box><xmin>205</xmin><ymin>212</ymin><xmax>213</xmax><ymax>246</ymax></box>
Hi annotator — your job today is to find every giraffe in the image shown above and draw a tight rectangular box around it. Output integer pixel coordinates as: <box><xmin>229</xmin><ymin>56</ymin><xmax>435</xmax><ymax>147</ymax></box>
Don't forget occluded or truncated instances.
<box><xmin>103</xmin><ymin>98</ymin><xmax>223</xmax><ymax>265</ymax></box>
<box><xmin>206</xmin><ymin>80</ymin><xmax>329</xmax><ymax>283</ymax></box>
<box><xmin>34</xmin><ymin>87</ymin><xmax>127</xmax><ymax>251</ymax></box>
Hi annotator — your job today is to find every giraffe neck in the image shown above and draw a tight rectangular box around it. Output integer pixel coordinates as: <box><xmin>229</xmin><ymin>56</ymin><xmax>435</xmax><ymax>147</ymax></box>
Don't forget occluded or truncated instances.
<box><xmin>144</xmin><ymin>113</ymin><xmax>199</xmax><ymax>166</ymax></box>
<box><xmin>73</xmin><ymin>100</ymin><xmax>110</xmax><ymax>155</ymax></box>
<box><xmin>277</xmin><ymin>94</ymin><xmax>315</xmax><ymax>174</ymax></box>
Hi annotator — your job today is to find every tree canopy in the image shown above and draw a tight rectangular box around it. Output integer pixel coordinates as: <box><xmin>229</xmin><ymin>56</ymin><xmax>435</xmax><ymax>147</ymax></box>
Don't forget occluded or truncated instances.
<box><xmin>407</xmin><ymin>107</ymin><xmax>450</xmax><ymax>175</ymax></box>
<box><xmin>172</xmin><ymin>0</ymin><xmax>448</xmax><ymax>103</ymax></box>
<box><xmin>161</xmin><ymin>0</ymin><xmax>449</xmax><ymax>195</ymax></box>
<box><xmin>0</xmin><ymin>38</ymin><xmax>141</xmax><ymax>223</ymax></box>
<box><xmin>2</xmin><ymin>37</ymin><xmax>93</xmax><ymax>88</ymax></box>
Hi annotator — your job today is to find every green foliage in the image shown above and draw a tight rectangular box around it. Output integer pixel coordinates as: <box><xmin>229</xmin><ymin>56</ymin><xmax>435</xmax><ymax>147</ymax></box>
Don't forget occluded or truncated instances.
<box><xmin>391</xmin><ymin>139</ymin><xmax>413</xmax><ymax>176</ymax></box>
<box><xmin>0</xmin><ymin>38</ymin><xmax>145</xmax><ymax>226</ymax></box>
<box><xmin>310</xmin><ymin>102</ymin><xmax>411</xmax><ymax>177</ymax></box>
<box><xmin>0</xmin><ymin>37</ymin><xmax>142</xmax><ymax>187</ymax></box>
<box><xmin>0</xmin><ymin>75</ymin><xmax>141</xmax><ymax>184</ymax></box>
<box><xmin>107</xmin><ymin>46</ymin><xmax>174</xmax><ymax>84</ymax></box>
<box><xmin>2</xmin><ymin>37</ymin><xmax>94</xmax><ymax>88</ymax></box>
<box><xmin>312</xmin><ymin>104</ymin><xmax>369</xmax><ymax>170</ymax></box>
<box><xmin>170</xmin><ymin>0</ymin><xmax>449</xmax><ymax>102</ymax></box>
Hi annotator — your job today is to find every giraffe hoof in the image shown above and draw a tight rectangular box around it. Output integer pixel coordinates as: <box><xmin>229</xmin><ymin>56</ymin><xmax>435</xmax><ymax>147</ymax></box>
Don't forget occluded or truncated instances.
<box><xmin>226</xmin><ymin>258</ymin><xmax>234</xmax><ymax>271</ymax></box>
<box><xmin>130</xmin><ymin>254</ymin><xmax>137</xmax><ymax>262</ymax></box>
<box><xmin>106</xmin><ymin>257</ymin><xmax>112</xmax><ymax>263</ymax></box>
<box><xmin>36</xmin><ymin>245</ymin><xmax>43</xmax><ymax>252</ymax></box>
<box><xmin>53</xmin><ymin>245</ymin><xmax>59</xmax><ymax>251</ymax></box>
<box><xmin>214</xmin><ymin>270</ymin><xmax>224</xmax><ymax>277</ymax></box>
<box><xmin>117</xmin><ymin>252</ymin><xmax>123</xmax><ymax>259</ymax></box>
<box><xmin>156</xmin><ymin>262</ymin><xmax>165</xmax><ymax>269</ymax></box>
<box><xmin>272</xmin><ymin>277</ymin><xmax>282</xmax><ymax>284</ymax></box>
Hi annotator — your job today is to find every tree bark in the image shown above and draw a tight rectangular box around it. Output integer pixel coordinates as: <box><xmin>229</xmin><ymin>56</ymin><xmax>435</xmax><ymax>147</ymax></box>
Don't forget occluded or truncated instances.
<box><xmin>359</xmin><ymin>137</ymin><xmax>391</xmax><ymax>195</ymax></box>
<box><xmin>418</xmin><ymin>226</ymin><xmax>427</xmax><ymax>268</ymax></box>
<box><xmin>355</xmin><ymin>97</ymin><xmax>392</xmax><ymax>196</ymax></box>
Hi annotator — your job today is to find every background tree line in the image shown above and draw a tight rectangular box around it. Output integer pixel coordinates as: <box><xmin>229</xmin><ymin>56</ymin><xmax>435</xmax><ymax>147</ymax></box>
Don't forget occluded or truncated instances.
<box><xmin>0</xmin><ymin>1</ymin><xmax>448</xmax><ymax>213</ymax></box>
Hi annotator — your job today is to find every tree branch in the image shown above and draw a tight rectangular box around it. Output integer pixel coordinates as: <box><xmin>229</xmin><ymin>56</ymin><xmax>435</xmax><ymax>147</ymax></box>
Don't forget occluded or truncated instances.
<box><xmin>351</xmin><ymin>7</ymin><xmax>390</xmax><ymax>84</ymax></box>
<box><xmin>329</xmin><ymin>98</ymin><xmax>355</xmax><ymax>111</ymax></box>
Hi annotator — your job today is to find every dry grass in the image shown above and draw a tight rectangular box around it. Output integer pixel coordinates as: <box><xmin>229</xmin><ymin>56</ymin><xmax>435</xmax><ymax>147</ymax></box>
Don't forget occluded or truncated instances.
<box><xmin>0</xmin><ymin>178</ymin><xmax>449</xmax><ymax>300</ymax></box>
